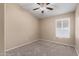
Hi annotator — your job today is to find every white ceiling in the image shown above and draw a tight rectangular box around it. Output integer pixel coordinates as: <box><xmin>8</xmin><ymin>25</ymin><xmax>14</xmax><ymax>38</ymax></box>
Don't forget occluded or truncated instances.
<box><xmin>19</xmin><ymin>3</ymin><xmax>77</xmax><ymax>18</ymax></box>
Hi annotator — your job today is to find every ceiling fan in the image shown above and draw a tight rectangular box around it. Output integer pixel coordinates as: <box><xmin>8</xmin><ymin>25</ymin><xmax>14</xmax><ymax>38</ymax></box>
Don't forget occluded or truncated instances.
<box><xmin>33</xmin><ymin>3</ymin><xmax>54</xmax><ymax>14</ymax></box>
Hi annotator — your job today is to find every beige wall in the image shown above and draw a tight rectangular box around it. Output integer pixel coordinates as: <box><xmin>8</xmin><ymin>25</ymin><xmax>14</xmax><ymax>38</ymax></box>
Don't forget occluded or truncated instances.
<box><xmin>0</xmin><ymin>4</ymin><xmax>4</xmax><ymax>53</ymax></box>
<box><xmin>40</xmin><ymin>12</ymin><xmax>75</xmax><ymax>46</ymax></box>
<box><xmin>75</xmin><ymin>5</ymin><xmax>79</xmax><ymax>55</ymax></box>
<box><xmin>5</xmin><ymin>4</ymin><xmax>39</xmax><ymax>50</ymax></box>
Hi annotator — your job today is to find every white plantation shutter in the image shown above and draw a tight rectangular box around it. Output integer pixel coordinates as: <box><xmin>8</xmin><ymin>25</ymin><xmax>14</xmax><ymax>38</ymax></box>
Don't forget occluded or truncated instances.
<box><xmin>56</xmin><ymin>18</ymin><xmax>70</xmax><ymax>38</ymax></box>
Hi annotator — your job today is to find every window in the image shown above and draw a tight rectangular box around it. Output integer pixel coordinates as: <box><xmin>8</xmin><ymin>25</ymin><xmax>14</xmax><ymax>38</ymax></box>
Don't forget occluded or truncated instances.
<box><xmin>56</xmin><ymin>18</ymin><xmax>70</xmax><ymax>38</ymax></box>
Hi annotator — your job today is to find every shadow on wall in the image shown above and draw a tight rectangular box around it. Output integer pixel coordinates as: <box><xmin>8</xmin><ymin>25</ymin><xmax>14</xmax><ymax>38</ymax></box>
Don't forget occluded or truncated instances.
<box><xmin>0</xmin><ymin>3</ymin><xmax>4</xmax><ymax>56</ymax></box>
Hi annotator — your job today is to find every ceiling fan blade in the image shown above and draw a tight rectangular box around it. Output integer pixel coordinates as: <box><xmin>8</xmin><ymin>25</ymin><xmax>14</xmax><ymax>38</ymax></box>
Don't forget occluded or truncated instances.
<box><xmin>33</xmin><ymin>8</ymin><xmax>39</xmax><ymax>10</ymax></box>
<box><xmin>46</xmin><ymin>3</ymin><xmax>50</xmax><ymax>5</ymax></box>
<box><xmin>37</xmin><ymin>3</ymin><xmax>40</xmax><ymax>5</ymax></box>
<box><xmin>46</xmin><ymin>7</ymin><xmax>53</xmax><ymax>10</ymax></box>
<box><xmin>41</xmin><ymin>11</ymin><xmax>44</xmax><ymax>13</ymax></box>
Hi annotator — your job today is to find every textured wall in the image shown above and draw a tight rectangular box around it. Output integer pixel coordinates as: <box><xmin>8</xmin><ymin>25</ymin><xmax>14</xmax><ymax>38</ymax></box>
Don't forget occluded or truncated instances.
<box><xmin>0</xmin><ymin>4</ymin><xmax>4</xmax><ymax>53</ymax></box>
<box><xmin>75</xmin><ymin>5</ymin><xmax>79</xmax><ymax>55</ymax></box>
<box><xmin>5</xmin><ymin>4</ymin><xmax>39</xmax><ymax>50</ymax></box>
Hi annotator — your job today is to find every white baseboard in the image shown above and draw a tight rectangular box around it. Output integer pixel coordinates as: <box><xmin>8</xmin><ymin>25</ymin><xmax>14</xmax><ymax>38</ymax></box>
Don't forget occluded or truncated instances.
<box><xmin>75</xmin><ymin>47</ymin><xmax>79</xmax><ymax>56</ymax></box>
<box><xmin>40</xmin><ymin>39</ymin><xmax>75</xmax><ymax>48</ymax></box>
<box><xmin>6</xmin><ymin>39</ymin><xmax>38</xmax><ymax>52</ymax></box>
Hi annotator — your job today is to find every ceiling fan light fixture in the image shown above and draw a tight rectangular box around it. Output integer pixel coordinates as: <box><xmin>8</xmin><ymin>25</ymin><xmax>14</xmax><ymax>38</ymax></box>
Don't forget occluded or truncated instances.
<box><xmin>40</xmin><ymin>7</ymin><xmax>46</xmax><ymax>10</ymax></box>
<box><xmin>33</xmin><ymin>3</ymin><xmax>54</xmax><ymax>14</ymax></box>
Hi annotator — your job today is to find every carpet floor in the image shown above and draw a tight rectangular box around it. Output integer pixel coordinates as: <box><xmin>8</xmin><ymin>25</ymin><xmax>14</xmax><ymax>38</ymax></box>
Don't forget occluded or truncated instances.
<box><xmin>6</xmin><ymin>40</ymin><xmax>78</xmax><ymax>56</ymax></box>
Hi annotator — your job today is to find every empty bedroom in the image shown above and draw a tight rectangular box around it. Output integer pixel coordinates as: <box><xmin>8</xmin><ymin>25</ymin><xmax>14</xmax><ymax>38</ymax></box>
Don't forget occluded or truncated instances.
<box><xmin>5</xmin><ymin>3</ymin><xmax>79</xmax><ymax>56</ymax></box>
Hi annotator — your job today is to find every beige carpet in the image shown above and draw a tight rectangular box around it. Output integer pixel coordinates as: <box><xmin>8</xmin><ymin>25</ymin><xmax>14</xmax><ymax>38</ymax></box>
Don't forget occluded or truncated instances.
<box><xmin>6</xmin><ymin>40</ymin><xmax>78</xmax><ymax>56</ymax></box>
